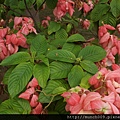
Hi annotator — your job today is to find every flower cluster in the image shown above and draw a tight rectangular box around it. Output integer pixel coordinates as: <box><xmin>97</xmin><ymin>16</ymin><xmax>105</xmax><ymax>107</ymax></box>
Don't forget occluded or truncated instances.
<box><xmin>0</xmin><ymin>17</ymin><xmax>37</xmax><ymax>61</ymax></box>
<box><xmin>41</xmin><ymin>16</ymin><xmax>51</xmax><ymax>28</ymax></box>
<box><xmin>98</xmin><ymin>24</ymin><xmax>120</xmax><ymax>66</ymax></box>
<box><xmin>19</xmin><ymin>78</ymin><xmax>43</xmax><ymax>114</ymax></box>
<box><xmin>53</xmin><ymin>0</ymin><xmax>74</xmax><ymax>20</ymax></box>
<box><xmin>62</xmin><ymin>69</ymin><xmax>120</xmax><ymax>115</ymax></box>
<box><xmin>74</xmin><ymin>0</ymin><xmax>94</xmax><ymax>16</ymax></box>
<box><xmin>14</xmin><ymin>17</ymin><xmax>37</xmax><ymax>35</ymax></box>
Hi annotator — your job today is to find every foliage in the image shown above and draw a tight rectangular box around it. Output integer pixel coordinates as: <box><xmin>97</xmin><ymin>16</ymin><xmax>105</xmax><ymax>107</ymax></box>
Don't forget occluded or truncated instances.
<box><xmin>0</xmin><ymin>0</ymin><xmax>120</xmax><ymax>115</ymax></box>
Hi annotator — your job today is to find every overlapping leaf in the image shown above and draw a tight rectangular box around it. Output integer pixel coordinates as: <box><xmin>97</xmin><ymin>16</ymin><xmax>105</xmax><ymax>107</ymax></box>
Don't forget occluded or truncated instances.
<box><xmin>80</xmin><ymin>60</ymin><xmax>98</xmax><ymax>74</ymax></box>
<box><xmin>50</xmin><ymin>61</ymin><xmax>73</xmax><ymax>79</ymax></box>
<box><xmin>0</xmin><ymin>98</ymin><xmax>31</xmax><ymax>114</ymax></box>
<box><xmin>78</xmin><ymin>45</ymin><xmax>106</xmax><ymax>62</ymax></box>
<box><xmin>39</xmin><ymin>79</ymin><xmax>69</xmax><ymax>103</ymax></box>
<box><xmin>48</xmin><ymin>21</ymin><xmax>61</xmax><ymax>35</ymax></box>
<box><xmin>110</xmin><ymin>0</ymin><xmax>120</xmax><ymax>17</ymax></box>
<box><xmin>66</xmin><ymin>33</ymin><xmax>85</xmax><ymax>42</ymax></box>
<box><xmin>91</xmin><ymin>3</ymin><xmax>110</xmax><ymax>22</ymax></box>
<box><xmin>33</xmin><ymin>63</ymin><xmax>50</xmax><ymax>88</ymax></box>
<box><xmin>30</xmin><ymin>34</ymin><xmax>47</xmax><ymax>55</ymax></box>
<box><xmin>47</xmin><ymin>50</ymin><xmax>76</xmax><ymax>63</ymax></box>
<box><xmin>0</xmin><ymin>52</ymin><xmax>31</xmax><ymax>66</ymax></box>
<box><xmin>62</xmin><ymin>43</ymin><xmax>81</xmax><ymax>57</ymax></box>
<box><xmin>68</xmin><ymin>65</ymin><xmax>84</xmax><ymax>87</ymax></box>
<box><xmin>8</xmin><ymin>62</ymin><xmax>33</xmax><ymax>98</ymax></box>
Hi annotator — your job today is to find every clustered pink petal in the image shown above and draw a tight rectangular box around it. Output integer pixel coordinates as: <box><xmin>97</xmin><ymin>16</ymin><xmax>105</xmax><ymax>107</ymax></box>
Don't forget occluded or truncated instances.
<box><xmin>53</xmin><ymin>0</ymin><xmax>74</xmax><ymax>20</ymax></box>
<box><xmin>98</xmin><ymin>24</ymin><xmax>120</xmax><ymax>67</ymax></box>
<box><xmin>19</xmin><ymin>77</ymin><xmax>43</xmax><ymax>114</ymax></box>
<box><xmin>62</xmin><ymin>66</ymin><xmax>120</xmax><ymax>115</ymax></box>
<box><xmin>0</xmin><ymin>17</ymin><xmax>37</xmax><ymax>61</ymax></box>
<box><xmin>41</xmin><ymin>16</ymin><xmax>51</xmax><ymax>28</ymax></box>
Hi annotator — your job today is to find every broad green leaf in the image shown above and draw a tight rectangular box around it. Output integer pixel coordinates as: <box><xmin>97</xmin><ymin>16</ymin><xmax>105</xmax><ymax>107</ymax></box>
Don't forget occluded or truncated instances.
<box><xmin>55</xmin><ymin>99</ymin><xmax>69</xmax><ymax>114</ymax></box>
<box><xmin>66</xmin><ymin>33</ymin><xmax>85</xmax><ymax>42</ymax></box>
<box><xmin>80</xmin><ymin>60</ymin><xmax>98</xmax><ymax>74</ymax></box>
<box><xmin>3</xmin><ymin>66</ymin><xmax>15</xmax><ymax>85</ymax></box>
<box><xmin>33</xmin><ymin>63</ymin><xmax>50</xmax><ymax>88</ymax></box>
<box><xmin>55</xmin><ymin>28</ymin><xmax>68</xmax><ymax>39</ymax></box>
<box><xmin>50</xmin><ymin>61</ymin><xmax>73</xmax><ymax>79</ymax></box>
<box><xmin>47</xmin><ymin>50</ymin><xmax>76</xmax><ymax>63</ymax></box>
<box><xmin>90</xmin><ymin>3</ymin><xmax>110</xmax><ymax>22</ymax></box>
<box><xmin>110</xmin><ymin>0</ymin><xmax>120</xmax><ymax>17</ymax></box>
<box><xmin>62</xmin><ymin>43</ymin><xmax>81</xmax><ymax>57</ymax></box>
<box><xmin>99</xmin><ymin>12</ymin><xmax>116</xmax><ymax>27</ymax></box>
<box><xmin>80</xmin><ymin>73</ymin><xmax>91</xmax><ymax>89</ymax></box>
<box><xmin>35</xmin><ymin>55</ymin><xmax>49</xmax><ymax>66</ymax></box>
<box><xmin>78</xmin><ymin>45</ymin><xmax>106</xmax><ymax>62</ymax></box>
<box><xmin>0</xmin><ymin>98</ymin><xmax>31</xmax><ymax>114</ymax></box>
<box><xmin>8</xmin><ymin>62</ymin><xmax>33</xmax><ymax>98</ymax></box>
<box><xmin>0</xmin><ymin>52</ymin><xmax>31</xmax><ymax>66</ymax></box>
<box><xmin>39</xmin><ymin>79</ymin><xmax>69</xmax><ymax>103</ymax></box>
<box><xmin>46</xmin><ymin>0</ymin><xmax>58</xmax><ymax>9</ymax></box>
<box><xmin>68</xmin><ymin>65</ymin><xmax>84</xmax><ymax>87</ymax></box>
<box><xmin>48</xmin><ymin>21</ymin><xmax>61</xmax><ymax>35</ymax></box>
<box><xmin>50</xmin><ymin>38</ymin><xmax>66</xmax><ymax>48</ymax></box>
<box><xmin>30</xmin><ymin>34</ymin><xmax>47</xmax><ymax>55</ymax></box>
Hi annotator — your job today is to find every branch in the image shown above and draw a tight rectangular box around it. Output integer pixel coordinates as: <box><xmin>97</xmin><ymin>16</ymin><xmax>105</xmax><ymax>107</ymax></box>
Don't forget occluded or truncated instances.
<box><xmin>24</xmin><ymin>0</ymin><xmax>40</xmax><ymax>32</ymax></box>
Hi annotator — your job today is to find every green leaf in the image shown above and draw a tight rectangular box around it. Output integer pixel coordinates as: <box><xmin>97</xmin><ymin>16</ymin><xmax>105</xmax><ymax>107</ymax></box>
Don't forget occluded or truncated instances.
<box><xmin>55</xmin><ymin>28</ymin><xmax>68</xmax><ymax>39</ymax></box>
<box><xmin>30</xmin><ymin>34</ymin><xmax>47</xmax><ymax>55</ymax></box>
<box><xmin>66</xmin><ymin>33</ymin><xmax>86</xmax><ymax>42</ymax></box>
<box><xmin>99</xmin><ymin>12</ymin><xmax>116</xmax><ymax>27</ymax></box>
<box><xmin>90</xmin><ymin>3</ymin><xmax>110</xmax><ymax>22</ymax></box>
<box><xmin>80</xmin><ymin>60</ymin><xmax>98</xmax><ymax>74</ymax></box>
<box><xmin>39</xmin><ymin>79</ymin><xmax>69</xmax><ymax>103</ymax></box>
<box><xmin>98</xmin><ymin>0</ymin><xmax>109</xmax><ymax>3</ymax></box>
<box><xmin>36</xmin><ymin>0</ymin><xmax>44</xmax><ymax>9</ymax></box>
<box><xmin>46</xmin><ymin>0</ymin><xmax>58</xmax><ymax>9</ymax></box>
<box><xmin>62</xmin><ymin>43</ymin><xmax>81</xmax><ymax>57</ymax></box>
<box><xmin>48</xmin><ymin>21</ymin><xmax>61</xmax><ymax>35</ymax></box>
<box><xmin>47</xmin><ymin>50</ymin><xmax>76</xmax><ymax>63</ymax></box>
<box><xmin>78</xmin><ymin>45</ymin><xmax>106</xmax><ymax>62</ymax></box>
<box><xmin>80</xmin><ymin>73</ymin><xmax>91</xmax><ymax>89</ymax></box>
<box><xmin>110</xmin><ymin>0</ymin><xmax>120</xmax><ymax>17</ymax></box>
<box><xmin>55</xmin><ymin>98</ymin><xmax>69</xmax><ymax>114</ymax></box>
<box><xmin>35</xmin><ymin>55</ymin><xmax>49</xmax><ymax>66</ymax></box>
<box><xmin>50</xmin><ymin>61</ymin><xmax>73</xmax><ymax>79</ymax></box>
<box><xmin>50</xmin><ymin>38</ymin><xmax>66</xmax><ymax>48</ymax></box>
<box><xmin>0</xmin><ymin>52</ymin><xmax>31</xmax><ymax>66</ymax></box>
<box><xmin>33</xmin><ymin>63</ymin><xmax>50</xmax><ymax>88</ymax></box>
<box><xmin>68</xmin><ymin>65</ymin><xmax>84</xmax><ymax>87</ymax></box>
<box><xmin>0</xmin><ymin>98</ymin><xmax>31</xmax><ymax>114</ymax></box>
<box><xmin>8</xmin><ymin>62</ymin><xmax>33</xmax><ymax>98</ymax></box>
<box><xmin>3</xmin><ymin>66</ymin><xmax>15</xmax><ymax>85</ymax></box>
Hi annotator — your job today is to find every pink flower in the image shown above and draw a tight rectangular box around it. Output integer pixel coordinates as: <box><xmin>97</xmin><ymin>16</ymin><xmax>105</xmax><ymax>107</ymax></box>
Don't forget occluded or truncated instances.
<box><xmin>83</xmin><ymin>92</ymin><xmax>101</xmax><ymax>110</ymax></box>
<box><xmin>53</xmin><ymin>0</ymin><xmax>74</xmax><ymax>20</ymax></box>
<box><xmin>19</xmin><ymin>87</ymin><xmax>35</xmax><ymax>100</ymax></box>
<box><xmin>7</xmin><ymin>44</ymin><xmax>18</xmax><ymax>54</ymax></box>
<box><xmin>41</xmin><ymin>16</ymin><xmax>51</xmax><ymax>28</ymax></box>
<box><xmin>83</xmin><ymin>2</ymin><xmax>91</xmax><ymax>16</ymax></box>
<box><xmin>27</xmin><ymin>78</ymin><xmax>39</xmax><ymax>89</ymax></box>
<box><xmin>31</xmin><ymin>102</ymin><xmax>43</xmax><ymax>114</ymax></box>
<box><xmin>82</xmin><ymin>19</ymin><xmax>90</xmax><ymax>30</ymax></box>
<box><xmin>0</xmin><ymin>28</ymin><xmax>8</xmax><ymax>39</ymax></box>
<box><xmin>14</xmin><ymin>17</ymin><xmax>22</xmax><ymax>30</ymax></box>
<box><xmin>67</xmin><ymin>93</ymin><xmax>80</xmax><ymax>106</ymax></box>
<box><xmin>99</xmin><ymin>32</ymin><xmax>110</xmax><ymax>44</ymax></box>
<box><xmin>30</xmin><ymin>94</ymin><xmax>39</xmax><ymax>107</ymax></box>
